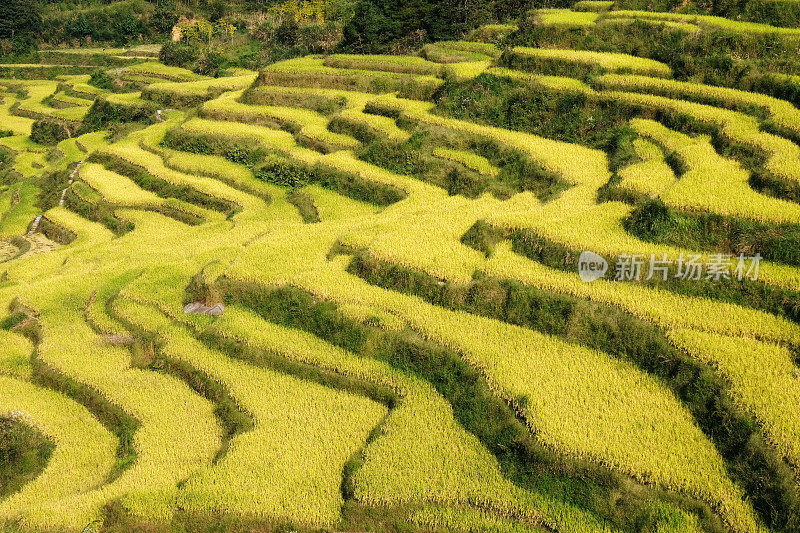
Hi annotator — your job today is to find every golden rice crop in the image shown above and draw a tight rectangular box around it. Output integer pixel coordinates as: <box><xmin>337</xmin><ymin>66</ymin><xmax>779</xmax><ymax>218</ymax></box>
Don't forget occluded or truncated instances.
<box><xmin>71</xmin><ymin>180</ymin><xmax>102</xmax><ymax>204</ymax></box>
<box><xmin>319</xmin><ymin>149</ymin><xmax>443</xmax><ymax>199</ymax></box>
<box><xmin>78</xmin><ymin>162</ymin><xmax>163</xmax><ymax>206</ymax></box>
<box><xmin>422</xmin><ymin>41</ymin><xmax>500</xmax><ymax>63</ymax></box>
<box><xmin>369</xmin><ymin>93</ymin><xmax>610</xmax><ymax>191</ymax></box>
<box><xmin>432</xmin><ymin>147</ymin><xmax>500</xmax><ymax>176</ymax></box>
<box><xmin>3</xmin><ymin>46</ymin><xmax>799</xmax><ymax>533</ymax></box>
<box><xmin>511</xmin><ymin>47</ymin><xmax>672</xmax><ymax>77</ymax></box>
<box><xmin>0</xmin><ymin>376</ymin><xmax>117</xmax><ymax>531</ymax></box>
<box><xmin>0</xmin><ymin>330</ymin><xmax>33</xmax><ymax>378</ymax></box>
<box><xmin>338</xmin><ymin>195</ymin><xmax>494</xmax><ymax>282</ymax></box>
<box><xmin>430</xmin><ymin>40</ymin><xmax>502</xmax><ymax>56</ymax></box>
<box><xmin>0</xmin><ymin>98</ymin><xmax>36</xmax><ymax>135</ymax></box>
<box><xmin>142</xmin><ymin>72</ymin><xmax>258</xmax><ymax>106</ymax></box>
<box><xmin>179</xmin><ymin>116</ymin><xmax>320</xmax><ymax>165</ymax></box>
<box><xmin>295</xmin><ymin>266</ymin><xmax>760</xmax><ymax>533</ymax></box>
<box><xmin>630</xmin><ymin>118</ymin><xmax>800</xmax><ymax>224</ymax></box>
<box><xmin>617</xmin><ymin>139</ymin><xmax>677</xmax><ymax>197</ymax></box>
<box><xmin>121</xmin><ymin>62</ymin><xmax>208</xmax><ymax>81</ymax></box>
<box><xmin>598</xmin><ymin>74</ymin><xmax>800</xmax><ymax>139</ymax></box>
<box><xmin>50</xmin><ymin>92</ymin><xmax>93</xmax><ymax>107</ymax></box>
<box><xmin>259</xmin><ymin>56</ymin><xmax>443</xmax><ymax>97</ymax></box>
<box><xmin>300</xmin><ymin>184</ymin><xmax>379</xmax><ymax>221</ymax></box>
<box><xmin>209</xmin><ymin>306</ymin><xmax>579</xmax><ymax>528</ymax></box>
<box><xmin>668</xmin><ymin>329</ymin><xmax>800</xmax><ymax>477</ymax></box>
<box><xmin>106</xmin><ymin>121</ymin><xmax>267</xmax><ymax>217</ymax></box>
<box><xmin>7</xmin><ymin>295</ymin><xmax>221</xmax><ymax>529</ymax></box>
<box><xmin>338</xmin><ymin>106</ymin><xmax>411</xmax><ymax>142</ymax></box>
<box><xmin>480</xmin><ymin>242</ymin><xmax>800</xmax><ymax>345</ymax></box>
<box><xmin>153</xmin><ymin>324</ymin><xmax>387</xmax><ymax>526</ymax></box>
<box><xmin>601</xmin><ymin>90</ymin><xmax>800</xmax><ymax>188</ymax></box>
<box><xmin>538</xmin><ymin>9</ymin><xmax>599</xmax><ymax>27</ymax></box>
<box><xmin>444</xmin><ymin>60</ymin><xmax>493</xmax><ymax>80</ymax></box>
<box><xmin>597</xmin><ymin>16</ymin><xmax>700</xmax><ymax>33</ymax></box>
<box><xmin>323</xmin><ymin>54</ymin><xmax>444</xmax><ymax>76</ymax></box>
<box><xmin>42</xmin><ymin>206</ymin><xmax>114</xmax><ymax>246</ymax></box>
<box><xmin>159</xmin><ymin>146</ymin><xmax>281</xmax><ymax>200</ymax></box>
<box><xmin>606</xmin><ymin>10</ymin><xmax>800</xmax><ymax>35</ymax></box>
<box><xmin>84</xmin><ymin>272</ymin><xmax>141</xmax><ymax>336</ymax></box>
<box><xmin>0</xmin><ymin>182</ymin><xmax>40</xmax><ymax>238</ymax></box>
<box><xmin>201</xmin><ymin>90</ymin><xmax>360</xmax><ymax>150</ymax></box>
<box><xmin>467</xmin><ymin>23</ymin><xmax>518</xmax><ymax>42</ymax></box>
<box><xmin>488</xmin><ymin>67</ymin><xmax>595</xmax><ymax>92</ymax></box>
<box><xmin>103</xmin><ymin>91</ymin><xmax>155</xmax><ymax>110</ymax></box>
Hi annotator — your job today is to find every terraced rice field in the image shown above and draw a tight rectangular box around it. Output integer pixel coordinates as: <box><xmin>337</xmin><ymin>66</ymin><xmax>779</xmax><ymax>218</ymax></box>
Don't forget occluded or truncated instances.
<box><xmin>1</xmin><ymin>7</ymin><xmax>800</xmax><ymax>533</ymax></box>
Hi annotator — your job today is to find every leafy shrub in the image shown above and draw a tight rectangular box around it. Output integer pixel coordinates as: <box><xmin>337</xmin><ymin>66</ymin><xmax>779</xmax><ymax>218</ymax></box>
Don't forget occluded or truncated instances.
<box><xmin>623</xmin><ymin>197</ymin><xmax>671</xmax><ymax>240</ymax></box>
<box><xmin>159</xmin><ymin>41</ymin><xmax>199</xmax><ymax>70</ymax></box>
<box><xmin>30</xmin><ymin>119</ymin><xmax>71</xmax><ymax>145</ymax></box>
<box><xmin>88</xmin><ymin>71</ymin><xmax>114</xmax><ymax>91</ymax></box>
<box><xmin>254</xmin><ymin>157</ymin><xmax>312</xmax><ymax>187</ymax></box>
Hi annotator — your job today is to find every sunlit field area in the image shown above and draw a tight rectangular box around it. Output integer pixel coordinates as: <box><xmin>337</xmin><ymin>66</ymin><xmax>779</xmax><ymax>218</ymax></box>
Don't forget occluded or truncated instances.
<box><xmin>2</xmin><ymin>0</ymin><xmax>800</xmax><ymax>531</ymax></box>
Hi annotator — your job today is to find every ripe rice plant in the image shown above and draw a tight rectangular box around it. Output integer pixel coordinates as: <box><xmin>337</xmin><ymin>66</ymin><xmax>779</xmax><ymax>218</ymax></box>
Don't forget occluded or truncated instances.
<box><xmin>0</xmin><ymin>97</ymin><xmax>36</xmax><ymax>135</ymax></box>
<box><xmin>209</xmin><ymin>305</ymin><xmax>590</xmax><ymax>529</ymax></box>
<box><xmin>0</xmin><ymin>376</ymin><xmax>117</xmax><ymax>531</ymax></box>
<box><xmin>104</xmin><ymin>118</ymin><xmax>268</xmax><ymax>216</ymax></box>
<box><xmin>338</xmin><ymin>106</ymin><xmax>411</xmax><ymax>143</ymax></box>
<box><xmin>178</xmin><ymin>116</ymin><xmax>320</xmax><ymax>165</ymax></box>
<box><xmin>509</xmin><ymin>47</ymin><xmax>672</xmax><ymax>77</ymax></box>
<box><xmin>444</xmin><ymin>60</ymin><xmax>493</xmax><ymax>80</ymax></box>
<box><xmin>538</xmin><ymin>9</ymin><xmax>599</xmax><ymax>27</ymax></box>
<box><xmin>301</xmin><ymin>184</ymin><xmax>379</xmax><ymax>221</ymax></box>
<box><xmin>0</xmin><ymin>182</ymin><xmax>40</xmax><ymax>238</ymax></box>
<box><xmin>467</xmin><ymin>23</ymin><xmax>519</xmax><ymax>42</ymax></box>
<box><xmin>0</xmin><ymin>330</ymin><xmax>33</xmax><ymax>378</ymax></box>
<box><xmin>295</xmin><ymin>267</ymin><xmax>761</xmax><ymax>533</ymax></box>
<box><xmin>78</xmin><ymin>162</ymin><xmax>163</xmax><ymax>206</ymax></box>
<box><xmin>20</xmin><ymin>307</ymin><xmax>221</xmax><ymax>528</ymax></box>
<box><xmin>597</xmin><ymin>17</ymin><xmax>701</xmax><ymax>33</ymax></box>
<box><xmin>606</xmin><ymin>10</ymin><xmax>800</xmax><ymax>35</ymax></box>
<box><xmin>602</xmin><ymin>90</ymin><xmax>800</xmax><ymax>188</ymax></box>
<box><xmin>156</xmin><ymin>324</ymin><xmax>387</xmax><ymax>526</ymax></box>
<box><xmin>42</xmin><ymin>205</ymin><xmax>114</xmax><ymax>245</ymax></box>
<box><xmin>480</xmin><ymin>243</ymin><xmax>800</xmax><ymax>345</ymax></box>
<box><xmin>323</xmin><ymin>55</ymin><xmax>444</xmax><ymax>76</ymax></box>
<box><xmin>201</xmin><ymin>90</ymin><xmax>360</xmax><ymax>150</ymax></box>
<box><xmin>120</xmin><ymin>62</ymin><xmax>208</xmax><ymax>82</ymax></box>
<box><xmin>422</xmin><ymin>41</ymin><xmax>500</xmax><ymax>63</ymax></box>
<box><xmin>319</xmin><ymin>149</ymin><xmax>444</xmax><ymax>199</ymax></box>
<box><xmin>598</xmin><ymin>74</ymin><xmax>800</xmax><ymax>139</ymax></box>
<box><xmin>369</xmin><ymin>93</ymin><xmax>610</xmax><ymax>191</ymax></box>
<box><xmin>142</xmin><ymin>72</ymin><xmax>258</xmax><ymax>107</ymax></box>
<box><xmin>617</xmin><ymin>138</ymin><xmax>677</xmax><ymax>197</ymax></box>
<box><xmin>258</xmin><ymin>57</ymin><xmax>443</xmax><ymax>100</ymax></box>
<box><xmin>668</xmin><ymin>329</ymin><xmax>800</xmax><ymax>478</ymax></box>
<box><xmin>630</xmin><ymin>118</ymin><xmax>800</xmax><ymax>224</ymax></box>
<box><xmin>433</xmin><ymin>147</ymin><xmax>500</xmax><ymax>176</ymax></box>
<box><xmin>49</xmin><ymin>92</ymin><xmax>93</xmax><ymax>108</ymax></box>
<box><xmin>488</xmin><ymin>67</ymin><xmax>595</xmax><ymax>92</ymax></box>
<box><xmin>159</xmin><ymin>147</ymin><xmax>282</xmax><ymax>201</ymax></box>
<box><xmin>4</xmin><ymin>29</ymin><xmax>800</xmax><ymax>533</ymax></box>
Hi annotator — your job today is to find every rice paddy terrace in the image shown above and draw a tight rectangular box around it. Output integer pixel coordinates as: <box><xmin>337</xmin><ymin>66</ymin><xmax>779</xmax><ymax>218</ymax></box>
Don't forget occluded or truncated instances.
<box><xmin>2</xmin><ymin>7</ymin><xmax>800</xmax><ymax>533</ymax></box>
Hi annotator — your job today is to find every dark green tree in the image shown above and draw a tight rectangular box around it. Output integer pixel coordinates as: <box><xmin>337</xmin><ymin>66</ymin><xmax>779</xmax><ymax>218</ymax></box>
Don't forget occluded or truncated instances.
<box><xmin>0</xmin><ymin>0</ymin><xmax>42</xmax><ymax>40</ymax></box>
